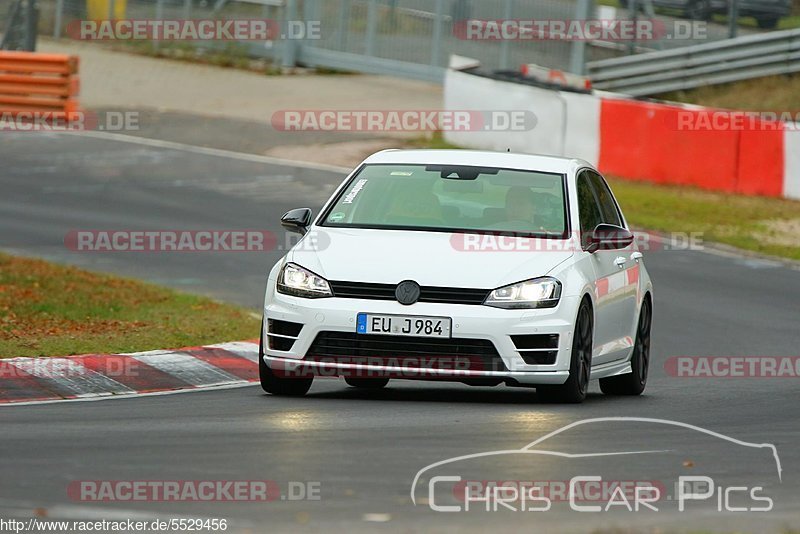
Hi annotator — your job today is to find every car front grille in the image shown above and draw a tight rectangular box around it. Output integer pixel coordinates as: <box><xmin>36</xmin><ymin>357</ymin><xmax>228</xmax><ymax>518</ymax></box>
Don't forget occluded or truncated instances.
<box><xmin>328</xmin><ymin>281</ymin><xmax>490</xmax><ymax>305</ymax></box>
<box><xmin>304</xmin><ymin>331</ymin><xmax>508</xmax><ymax>372</ymax></box>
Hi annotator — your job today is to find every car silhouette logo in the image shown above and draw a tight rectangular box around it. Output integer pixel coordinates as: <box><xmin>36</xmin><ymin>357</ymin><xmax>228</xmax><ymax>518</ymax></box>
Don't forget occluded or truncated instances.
<box><xmin>395</xmin><ymin>280</ymin><xmax>421</xmax><ymax>305</ymax></box>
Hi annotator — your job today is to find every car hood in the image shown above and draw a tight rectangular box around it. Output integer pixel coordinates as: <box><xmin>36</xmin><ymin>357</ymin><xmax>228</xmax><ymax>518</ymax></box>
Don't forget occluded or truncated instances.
<box><xmin>287</xmin><ymin>227</ymin><xmax>574</xmax><ymax>289</ymax></box>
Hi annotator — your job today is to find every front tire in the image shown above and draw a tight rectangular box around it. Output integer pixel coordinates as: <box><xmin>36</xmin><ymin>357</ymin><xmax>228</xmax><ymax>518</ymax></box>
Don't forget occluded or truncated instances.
<box><xmin>600</xmin><ymin>297</ymin><xmax>652</xmax><ymax>396</ymax></box>
<box><xmin>537</xmin><ymin>299</ymin><xmax>593</xmax><ymax>404</ymax></box>
<box><xmin>259</xmin><ymin>319</ymin><xmax>313</xmax><ymax>397</ymax></box>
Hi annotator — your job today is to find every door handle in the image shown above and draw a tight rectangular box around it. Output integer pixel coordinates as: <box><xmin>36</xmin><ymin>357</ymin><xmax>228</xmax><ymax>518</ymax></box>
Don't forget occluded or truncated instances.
<box><xmin>630</xmin><ymin>251</ymin><xmax>643</xmax><ymax>263</ymax></box>
<box><xmin>614</xmin><ymin>256</ymin><xmax>627</xmax><ymax>268</ymax></box>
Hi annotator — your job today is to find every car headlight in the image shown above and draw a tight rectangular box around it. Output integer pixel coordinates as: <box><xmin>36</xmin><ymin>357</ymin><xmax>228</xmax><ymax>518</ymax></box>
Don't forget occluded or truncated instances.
<box><xmin>484</xmin><ymin>277</ymin><xmax>561</xmax><ymax>309</ymax></box>
<box><xmin>277</xmin><ymin>262</ymin><xmax>332</xmax><ymax>298</ymax></box>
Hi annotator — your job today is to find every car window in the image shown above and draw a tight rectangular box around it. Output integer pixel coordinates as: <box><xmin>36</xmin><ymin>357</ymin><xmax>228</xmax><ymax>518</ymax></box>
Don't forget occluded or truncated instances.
<box><xmin>577</xmin><ymin>171</ymin><xmax>603</xmax><ymax>245</ymax></box>
<box><xmin>587</xmin><ymin>171</ymin><xmax>622</xmax><ymax>227</ymax></box>
<box><xmin>321</xmin><ymin>164</ymin><xmax>568</xmax><ymax>237</ymax></box>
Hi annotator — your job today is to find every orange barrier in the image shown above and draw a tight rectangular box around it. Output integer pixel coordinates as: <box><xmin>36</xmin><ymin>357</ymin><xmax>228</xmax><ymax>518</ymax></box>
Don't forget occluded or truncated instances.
<box><xmin>0</xmin><ymin>51</ymin><xmax>80</xmax><ymax>118</ymax></box>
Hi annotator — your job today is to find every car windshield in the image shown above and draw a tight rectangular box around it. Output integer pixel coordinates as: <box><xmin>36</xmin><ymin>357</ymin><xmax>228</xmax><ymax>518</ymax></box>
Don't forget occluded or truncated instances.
<box><xmin>320</xmin><ymin>163</ymin><xmax>568</xmax><ymax>237</ymax></box>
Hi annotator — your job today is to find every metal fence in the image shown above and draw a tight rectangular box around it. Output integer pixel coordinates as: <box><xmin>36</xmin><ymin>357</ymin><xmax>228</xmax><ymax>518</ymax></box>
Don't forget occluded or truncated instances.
<box><xmin>2</xmin><ymin>0</ymin><xmax>798</xmax><ymax>83</ymax></box>
<box><xmin>587</xmin><ymin>27</ymin><xmax>800</xmax><ymax>96</ymax></box>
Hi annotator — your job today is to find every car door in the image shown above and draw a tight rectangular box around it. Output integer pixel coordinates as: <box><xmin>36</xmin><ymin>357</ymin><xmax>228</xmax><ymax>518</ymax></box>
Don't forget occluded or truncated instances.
<box><xmin>586</xmin><ymin>171</ymin><xmax>639</xmax><ymax>362</ymax></box>
<box><xmin>576</xmin><ymin>170</ymin><xmax>617</xmax><ymax>366</ymax></box>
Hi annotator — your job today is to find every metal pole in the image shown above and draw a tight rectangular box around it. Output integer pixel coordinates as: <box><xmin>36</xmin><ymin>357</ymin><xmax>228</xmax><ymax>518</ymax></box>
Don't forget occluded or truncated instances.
<box><xmin>109</xmin><ymin>0</ymin><xmax>116</xmax><ymax>19</ymax></box>
<box><xmin>337</xmin><ymin>0</ymin><xmax>350</xmax><ymax>50</ymax></box>
<box><xmin>365</xmin><ymin>0</ymin><xmax>377</xmax><ymax>57</ymax></box>
<box><xmin>499</xmin><ymin>0</ymin><xmax>512</xmax><ymax>69</ymax></box>
<box><xmin>569</xmin><ymin>0</ymin><xmax>592</xmax><ymax>74</ymax></box>
<box><xmin>25</xmin><ymin>0</ymin><xmax>37</xmax><ymax>51</ymax></box>
<box><xmin>183</xmin><ymin>0</ymin><xmax>192</xmax><ymax>20</ymax></box>
<box><xmin>282</xmin><ymin>0</ymin><xmax>298</xmax><ymax>68</ymax></box>
<box><xmin>154</xmin><ymin>0</ymin><xmax>164</xmax><ymax>51</ymax></box>
<box><xmin>728</xmin><ymin>0</ymin><xmax>739</xmax><ymax>38</ymax></box>
<box><xmin>430</xmin><ymin>0</ymin><xmax>444</xmax><ymax>66</ymax></box>
<box><xmin>53</xmin><ymin>0</ymin><xmax>64</xmax><ymax>38</ymax></box>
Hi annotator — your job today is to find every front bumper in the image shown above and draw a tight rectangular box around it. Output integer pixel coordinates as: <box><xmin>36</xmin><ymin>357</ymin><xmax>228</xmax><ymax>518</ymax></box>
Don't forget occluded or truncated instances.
<box><xmin>263</xmin><ymin>281</ymin><xmax>581</xmax><ymax>386</ymax></box>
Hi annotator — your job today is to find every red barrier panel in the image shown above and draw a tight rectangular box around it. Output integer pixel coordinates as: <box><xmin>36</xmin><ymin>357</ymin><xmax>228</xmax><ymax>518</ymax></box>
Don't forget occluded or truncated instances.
<box><xmin>598</xmin><ymin>98</ymin><xmax>784</xmax><ymax>197</ymax></box>
<box><xmin>598</xmin><ymin>98</ymin><xmax>739</xmax><ymax>191</ymax></box>
<box><xmin>736</xmin><ymin>126</ymin><xmax>784</xmax><ymax>197</ymax></box>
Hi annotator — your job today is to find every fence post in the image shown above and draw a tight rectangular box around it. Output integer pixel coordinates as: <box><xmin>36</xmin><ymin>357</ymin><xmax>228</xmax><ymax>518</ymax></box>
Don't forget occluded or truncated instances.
<box><xmin>728</xmin><ymin>0</ymin><xmax>739</xmax><ymax>38</ymax></box>
<box><xmin>499</xmin><ymin>0</ymin><xmax>512</xmax><ymax>69</ymax></box>
<box><xmin>430</xmin><ymin>0</ymin><xmax>444</xmax><ymax>66</ymax></box>
<box><xmin>569</xmin><ymin>0</ymin><xmax>592</xmax><ymax>74</ymax></box>
<box><xmin>282</xmin><ymin>0</ymin><xmax>298</xmax><ymax>68</ymax></box>
<box><xmin>365</xmin><ymin>0</ymin><xmax>377</xmax><ymax>56</ymax></box>
<box><xmin>337</xmin><ymin>0</ymin><xmax>350</xmax><ymax>50</ymax></box>
<box><xmin>53</xmin><ymin>0</ymin><xmax>64</xmax><ymax>38</ymax></box>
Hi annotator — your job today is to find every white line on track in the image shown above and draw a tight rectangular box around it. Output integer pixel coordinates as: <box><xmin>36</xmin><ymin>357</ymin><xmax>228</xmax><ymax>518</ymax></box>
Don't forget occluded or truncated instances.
<box><xmin>0</xmin><ymin>381</ymin><xmax>258</xmax><ymax>407</ymax></box>
<box><xmin>64</xmin><ymin>130</ymin><xmax>352</xmax><ymax>174</ymax></box>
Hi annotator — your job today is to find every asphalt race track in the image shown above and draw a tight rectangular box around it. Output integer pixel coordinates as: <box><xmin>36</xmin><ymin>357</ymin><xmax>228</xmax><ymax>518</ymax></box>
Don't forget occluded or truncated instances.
<box><xmin>1</xmin><ymin>131</ymin><xmax>799</xmax><ymax>532</ymax></box>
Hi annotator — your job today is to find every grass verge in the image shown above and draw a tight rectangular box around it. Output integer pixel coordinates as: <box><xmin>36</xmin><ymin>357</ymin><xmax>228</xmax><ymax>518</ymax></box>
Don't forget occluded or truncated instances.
<box><xmin>656</xmin><ymin>73</ymin><xmax>800</xmax><ymax>111</ymax></box>
<box><xmin>0</xmin><ymin>253</ymin><xmax>260</xmax><ymax>358</ymax></box>
<box><xmin>608</xmin><ymin>178</ymin><xmax>800</xmax><ymax>260</ymax></box>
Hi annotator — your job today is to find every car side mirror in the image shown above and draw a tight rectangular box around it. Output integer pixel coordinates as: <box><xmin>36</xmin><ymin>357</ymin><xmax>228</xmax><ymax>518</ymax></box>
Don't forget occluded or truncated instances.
<box><xmin>281</xmin><ymin>208</ymin><xmax>313</xmax><ymax>235</ymax></box>
<box><xmin>585</xmin><ymin>223</ymin><xmax>634</xmax><ymax>253</ymax></box>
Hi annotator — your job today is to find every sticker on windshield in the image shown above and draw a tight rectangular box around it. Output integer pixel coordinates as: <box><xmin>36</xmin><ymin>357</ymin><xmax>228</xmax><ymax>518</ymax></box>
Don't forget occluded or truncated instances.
<box><xmin>343</xmin><ymin>179</ymin><xmax>368</xmax><ymax>204</ymax></box>
<box><xmin>328</xmin><ymin>212</ymin><xmax>346</xmax><ymax>222</ymax></box>
<box><xmin>390</xmin><ymin>171</ymin><xmax>413</xmax><ymax>176</ymax></box>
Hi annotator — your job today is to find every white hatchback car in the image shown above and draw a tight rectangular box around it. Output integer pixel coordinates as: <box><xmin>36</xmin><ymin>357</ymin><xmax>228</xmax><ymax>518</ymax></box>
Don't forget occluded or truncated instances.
<box><xmin>260</xmin><ymin>150</ymin><xmax>653</xmax><ymax>403</ymax></box>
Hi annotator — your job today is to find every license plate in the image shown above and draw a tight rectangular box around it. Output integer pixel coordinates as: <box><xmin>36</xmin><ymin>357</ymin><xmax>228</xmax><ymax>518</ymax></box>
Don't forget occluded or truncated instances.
<box><xmin>356</xmin><ymin>313</ymin><xmax>452</xmax><ymax>338</ymax></box>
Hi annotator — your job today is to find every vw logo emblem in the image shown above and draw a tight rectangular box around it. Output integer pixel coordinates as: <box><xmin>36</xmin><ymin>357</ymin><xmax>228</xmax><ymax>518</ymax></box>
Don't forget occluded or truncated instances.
<box><xmin>395</xmin><ymin>280</ymin><xmax>421</xmax><ymax>305</ymax></box>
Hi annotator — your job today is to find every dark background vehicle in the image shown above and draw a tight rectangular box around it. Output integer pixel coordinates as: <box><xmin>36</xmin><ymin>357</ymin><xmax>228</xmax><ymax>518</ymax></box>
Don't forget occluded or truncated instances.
<box><xmin>626</xmin><ymin>0</ymin><xmax>792</xmax><ymax>28</ymax></box>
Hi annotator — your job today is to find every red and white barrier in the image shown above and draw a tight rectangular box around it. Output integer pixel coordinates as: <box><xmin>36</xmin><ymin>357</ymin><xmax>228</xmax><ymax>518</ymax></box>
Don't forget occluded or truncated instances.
<box><xmin>444</xmin><ymin>67</ymin><xmax>800</xmax><ymax>200</ymax></box>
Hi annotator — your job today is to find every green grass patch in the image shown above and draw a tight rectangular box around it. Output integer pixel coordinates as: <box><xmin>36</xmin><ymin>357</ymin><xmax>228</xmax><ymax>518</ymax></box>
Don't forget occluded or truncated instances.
<box><xmin>608</xmin><ymin>178</ymin><xmax>800</xmax><ymax>260</ymax></box>
<box><xmin>0</xmin><ymin>253</ymin><xmax>260</xmax><ymax>358</ymax></box>
<box><xmin>657</xmin><ymin>73</ymin><xmax>800</xmax><ymax>111</ymax></box>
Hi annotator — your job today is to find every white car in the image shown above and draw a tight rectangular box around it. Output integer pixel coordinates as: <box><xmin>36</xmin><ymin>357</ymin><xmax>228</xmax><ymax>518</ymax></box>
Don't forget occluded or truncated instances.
<box><xmin>259</xmin><ymin>150</ymin><xmax>653</xmax><ymax>403</ymax></box>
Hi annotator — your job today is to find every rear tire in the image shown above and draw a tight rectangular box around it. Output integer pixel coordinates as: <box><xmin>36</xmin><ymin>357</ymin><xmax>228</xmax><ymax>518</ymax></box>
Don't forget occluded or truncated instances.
<box><xmin>344</xmin><ymin>377</ymin><xmax>390</xmax><ymax>389</ymax></box>
<box><xmin>537</xmin><ymin>299</ymin><xmax>593</xmax><ymax>404</ymax></box>
<box><xmin>600</xmin><ymin>297</ymin><xmax>652</xmax><ymax>396</ymax></box>
<box><xmin>259</xmin><ymin>319</ymin><xmax>313</xmax><ymax>397</ymax></box>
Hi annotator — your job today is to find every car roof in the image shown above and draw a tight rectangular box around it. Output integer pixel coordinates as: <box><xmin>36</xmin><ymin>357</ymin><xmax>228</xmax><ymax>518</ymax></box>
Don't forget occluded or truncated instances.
<box><xmin>361</xmin><ymin>149</ymin><xmax>591</xmax><ymax>175</ymax></box>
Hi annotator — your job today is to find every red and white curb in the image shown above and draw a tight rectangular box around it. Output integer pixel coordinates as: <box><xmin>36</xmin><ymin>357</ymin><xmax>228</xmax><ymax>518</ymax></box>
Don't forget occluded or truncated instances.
<box><xmin>0</xmin><ymin>341</ymin><xmax>260</xmax><ymax>405</ymax></box>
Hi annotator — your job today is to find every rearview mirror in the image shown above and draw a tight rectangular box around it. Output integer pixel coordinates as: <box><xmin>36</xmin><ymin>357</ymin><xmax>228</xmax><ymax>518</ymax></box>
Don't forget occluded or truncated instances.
<box><xmin>281</xmin><ymin>208</ymin><xmax>313</xmax><ymax>235</ymax></box>
<box><xmin>586</xmin><ymin>224</ymin><xmax>634</xmax><ymax>253</ymax></box>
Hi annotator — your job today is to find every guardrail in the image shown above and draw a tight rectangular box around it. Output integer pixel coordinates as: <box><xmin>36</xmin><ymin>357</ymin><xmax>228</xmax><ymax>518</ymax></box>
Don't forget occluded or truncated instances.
<box><xmin>586</xmin><ymin>28</ymin><xmax>800</xmax><ymax>97</ymax></box>
<box><xmin>0</xmin><ymin>51</ymin><xmax>79</xmax><ymax>117</ymax></box>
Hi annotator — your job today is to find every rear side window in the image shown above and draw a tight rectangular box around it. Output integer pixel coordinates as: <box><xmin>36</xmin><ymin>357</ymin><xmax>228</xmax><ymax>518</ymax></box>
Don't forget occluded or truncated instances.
<box><xmin>587</xmin><ymin>172</ymin><xmax>622</xmax><ymax>227</ymax></box>
<box><xmin>577</xmin><ymin>172</ymin><xmax>602</xmax><ymax>246</ymax></box>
